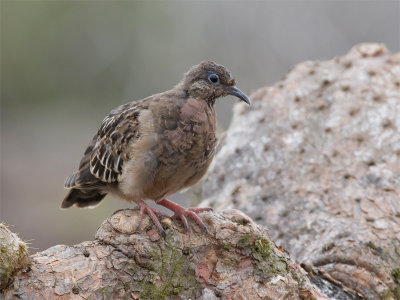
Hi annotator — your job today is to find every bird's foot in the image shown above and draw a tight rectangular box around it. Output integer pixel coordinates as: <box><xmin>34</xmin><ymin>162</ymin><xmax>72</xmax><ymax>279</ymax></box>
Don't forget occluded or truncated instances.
<box><xmin>134</xmin><ymin>201</ymin><xmax>169</xmax><ymax>235</ymax></box>
<box><xmin>157</xmin><ymin>198</ymin><xmax>212</xmax><ymax>233</ymax></box>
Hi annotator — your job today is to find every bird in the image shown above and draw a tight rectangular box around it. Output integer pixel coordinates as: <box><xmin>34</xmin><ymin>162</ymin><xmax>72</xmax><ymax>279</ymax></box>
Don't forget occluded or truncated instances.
<box><xmin>62</xmin><ymin>61</ymin><xmax>250</xmax><ymax>234</ymax></box>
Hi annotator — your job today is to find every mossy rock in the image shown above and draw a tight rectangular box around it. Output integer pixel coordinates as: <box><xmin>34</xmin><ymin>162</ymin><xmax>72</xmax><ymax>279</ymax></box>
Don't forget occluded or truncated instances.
<box><xmin>0</xmin><ymin>224</ymin><xmax>30</xmax><ymax>291</ymax></box>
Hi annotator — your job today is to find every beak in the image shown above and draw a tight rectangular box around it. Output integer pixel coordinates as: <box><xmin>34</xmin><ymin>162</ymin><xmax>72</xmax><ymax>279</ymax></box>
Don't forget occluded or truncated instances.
<box><xmin>226</xmin><ymin>86</ymin><xmax>251</xmax><ymax>105</ymax></box>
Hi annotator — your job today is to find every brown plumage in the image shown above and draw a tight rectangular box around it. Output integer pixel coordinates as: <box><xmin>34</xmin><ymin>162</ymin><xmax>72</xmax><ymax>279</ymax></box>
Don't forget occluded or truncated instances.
<box><xmin>62</xmin><ymin>61</ymin><xmax>250</xmax><ymax>234</ymax></box>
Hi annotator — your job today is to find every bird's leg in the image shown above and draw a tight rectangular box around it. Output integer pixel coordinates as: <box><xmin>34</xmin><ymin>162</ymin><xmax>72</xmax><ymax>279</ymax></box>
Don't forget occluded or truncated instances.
<box><xmin>133</xmin><ymin>200</ymin><xmax>169</xmax><ymax>235</ymax></box>
<box><xmin>157</xmin><ymin>198</ymin><xmax>212</xmax><ymax>233</ymax></box>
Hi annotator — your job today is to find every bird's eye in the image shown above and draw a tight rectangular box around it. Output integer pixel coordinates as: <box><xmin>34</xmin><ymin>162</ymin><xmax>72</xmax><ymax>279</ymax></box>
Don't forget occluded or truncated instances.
<box><xmin>208</xmin><ymin>74</ymin><xmax>220</xmax><ymax>85</ymax></box>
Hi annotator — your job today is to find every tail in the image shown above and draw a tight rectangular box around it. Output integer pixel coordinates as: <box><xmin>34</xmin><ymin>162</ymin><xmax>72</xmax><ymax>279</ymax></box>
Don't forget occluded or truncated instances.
<box><xmin>61</xmin><ymin>188</ymin><xmax>107</xmax><ymax>208</ymax></box>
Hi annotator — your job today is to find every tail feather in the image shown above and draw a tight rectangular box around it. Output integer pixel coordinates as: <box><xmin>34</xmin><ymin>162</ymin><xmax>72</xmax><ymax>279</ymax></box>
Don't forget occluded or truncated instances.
<box><xmin>61</xmin><ymin>188</ymin><xmax>107</xmax><ymax>208</ymax></box>
<box><xmin>64</xmin><ymin>172</ymin><xmax>79</xmax><ymax>189</ymax></box>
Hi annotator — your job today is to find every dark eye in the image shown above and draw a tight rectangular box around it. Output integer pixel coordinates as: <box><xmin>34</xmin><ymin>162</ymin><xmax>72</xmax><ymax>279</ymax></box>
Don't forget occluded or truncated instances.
<box><xmin>208</xmin><ymin>74</ymin><xmax>220</xmax><ymax>85</ymax></box>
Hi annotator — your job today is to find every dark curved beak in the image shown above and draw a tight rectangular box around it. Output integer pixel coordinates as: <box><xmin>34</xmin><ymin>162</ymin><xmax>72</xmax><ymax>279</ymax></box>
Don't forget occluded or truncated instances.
<box><xmin>226</xmin><ymin>86</ymin><xmax>251</xmax><ymax>105</ymax></box>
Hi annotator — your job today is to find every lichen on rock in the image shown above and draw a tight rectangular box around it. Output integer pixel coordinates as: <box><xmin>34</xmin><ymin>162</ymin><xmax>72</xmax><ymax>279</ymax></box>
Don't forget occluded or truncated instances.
<box><xmin>0</xmin><ymin>223</ymin><xmax>30</xmax><ymax>291</ymax></box>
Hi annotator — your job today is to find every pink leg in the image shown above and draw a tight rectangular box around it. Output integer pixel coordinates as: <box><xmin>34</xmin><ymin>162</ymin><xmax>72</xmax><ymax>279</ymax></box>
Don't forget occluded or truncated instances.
<box><xmin>134</xmin><ymin>200</ymin><xmax>169</xmax><ymax>234</ymax></box>
<box><xmin>157</xmin><ymin>198</ymin><xmax>212</xmax><ymax>233</ymax></box>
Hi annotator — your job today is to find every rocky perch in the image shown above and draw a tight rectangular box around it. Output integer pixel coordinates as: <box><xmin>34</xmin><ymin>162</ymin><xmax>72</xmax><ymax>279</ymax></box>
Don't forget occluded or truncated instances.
<box><xmin>1</xmin><ymin>43</ymin><xmax>399</xmax><ymax>299</ymax></box>
<box><xmin>1</xmin><ymin>210</ymin><xmax>324</xmax><ymax>299</ymax></box>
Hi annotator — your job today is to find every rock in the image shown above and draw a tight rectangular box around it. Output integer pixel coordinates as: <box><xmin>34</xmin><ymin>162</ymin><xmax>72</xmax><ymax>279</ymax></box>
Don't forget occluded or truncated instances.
<box><xmin>201</xmin><ymin>43</ymin><xmax>400</xmax><ymax>299</ymax></box>
<box><xmin>1</xmin><ymin>209</ymin><xmax>324</xmax><ymax>299</ymax></box>
<box><xmin>0</xmin><ymin>224</ymin><xmax>30</xmax><ymax>291</ymax></box>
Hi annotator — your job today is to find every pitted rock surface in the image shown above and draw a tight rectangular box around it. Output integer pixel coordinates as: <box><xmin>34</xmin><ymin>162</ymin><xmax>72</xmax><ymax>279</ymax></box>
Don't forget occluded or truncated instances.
<box><xmin>201</xmin><ymin>44</ymin><xmax>400</xmax><ymax>299</ymax></box>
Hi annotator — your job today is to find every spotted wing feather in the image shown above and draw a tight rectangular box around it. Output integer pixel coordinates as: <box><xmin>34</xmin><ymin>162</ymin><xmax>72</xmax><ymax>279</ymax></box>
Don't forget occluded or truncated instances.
<box><xmin>89</xmin><ymin>103</ymin><xmax>142</xmax><ymax>183</ymax></box>
<box><xmin>64</xmin><ymin>101</ymin><xmax>144</xmax><ymax>189</ymax></box>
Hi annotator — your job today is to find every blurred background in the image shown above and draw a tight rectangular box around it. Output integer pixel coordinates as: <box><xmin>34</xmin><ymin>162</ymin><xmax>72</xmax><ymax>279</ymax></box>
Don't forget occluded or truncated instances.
<box><xmin>1</xmin><ymin>1</ymin><xmax>399</xmax><ymax>253</ymax></box>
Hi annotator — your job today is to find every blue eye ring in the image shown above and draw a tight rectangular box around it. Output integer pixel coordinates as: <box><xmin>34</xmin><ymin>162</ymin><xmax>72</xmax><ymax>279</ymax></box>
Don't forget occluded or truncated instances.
<box><xmin>208</xmin><ymin>73</ymin><xmax>220</xmax><ymax>85</ymax></box>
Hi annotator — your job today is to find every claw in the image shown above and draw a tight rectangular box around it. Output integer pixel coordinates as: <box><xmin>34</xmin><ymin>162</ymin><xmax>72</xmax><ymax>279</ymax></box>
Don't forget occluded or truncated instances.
<box><xmin>134</xmin><ymin>201</ymin><xmax>169</xmax><ymax>235</ymax></box>
<box><xmin>157</xmin><ymin>198</ymin><xmax>211</xmax><ymax>233</ymax></box>
<box><xmin>172</xmin><ymin>213</ymin><xmax>189</xmax><ymax>233</ymax></box>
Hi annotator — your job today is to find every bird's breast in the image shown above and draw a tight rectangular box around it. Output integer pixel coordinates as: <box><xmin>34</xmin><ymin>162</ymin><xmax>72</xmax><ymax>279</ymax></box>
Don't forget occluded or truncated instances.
<box><xmin>142</xmin><ymin>98</ymin><xmax>217</xmax><ymax>198</ymax></box>
<box><xmin>161</xmin><ymin>98</ymin><xmax>217</xmax><ymax>161</ymax></box>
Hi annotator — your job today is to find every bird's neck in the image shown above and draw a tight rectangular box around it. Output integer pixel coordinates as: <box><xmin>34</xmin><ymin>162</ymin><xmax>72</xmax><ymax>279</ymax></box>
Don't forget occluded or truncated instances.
<box><xmin>176</xmin><ymin>80</ymin><xmax>217</xmax><ymax>106</ymax></box>
<box><xmin>207</xmin><ymin>98</ymin><xmax>216</xmax><ymax>108</ymax></box>
<box><xmin>180</xmin><ymin>97</ymin><xmax>215</xmax><ymax>124</ymax></box>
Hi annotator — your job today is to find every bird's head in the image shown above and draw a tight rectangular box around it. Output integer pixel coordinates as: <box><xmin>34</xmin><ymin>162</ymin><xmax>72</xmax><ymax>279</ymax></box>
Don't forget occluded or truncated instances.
<box><xmin>182</xmin><ymin>61</ymin><xmax>250</xmax><ymax>106</ymax></box>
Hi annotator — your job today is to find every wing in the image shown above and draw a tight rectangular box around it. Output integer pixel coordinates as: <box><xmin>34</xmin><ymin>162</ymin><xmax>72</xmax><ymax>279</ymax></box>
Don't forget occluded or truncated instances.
<box><xmin>90</xmin><ymin>103</ymin><xmax>142</xmax><ymax>183</ymax></box>
<box><xmin>65</xmin><ymin>101</ymin><xmax>145</xmax><ymax>189</ymax></box>
<box><xmin>64</xmin><ymin>134</ymin><xmax>106</xmax><ymax>189</ymax></box>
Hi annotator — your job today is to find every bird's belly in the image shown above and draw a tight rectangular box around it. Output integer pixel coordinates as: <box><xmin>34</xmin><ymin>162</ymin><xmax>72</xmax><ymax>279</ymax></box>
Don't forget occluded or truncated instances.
<box><xmin>143</xmin><ymin>147</ymin><xmax>215</xmax><ymax>201</ymax></box>
<box><xmin>111</xmin><ymin>149</ymin><xmax>158</xmax><ymax>201</ymax></box>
